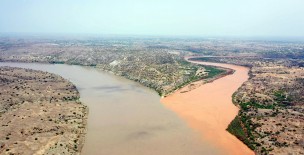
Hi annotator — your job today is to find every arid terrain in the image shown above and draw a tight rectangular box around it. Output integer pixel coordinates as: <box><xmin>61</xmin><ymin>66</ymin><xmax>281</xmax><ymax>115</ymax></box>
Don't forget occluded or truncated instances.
<box><xmin>190</xmin><ymin>57</ymin><xmax>304</xmax><ymax>155</ymax></box>
<box><xmin>0</xmin><ymin>37</ymin><xmax>209</xmax><ymax>96</ymax></box>
<box><xmin>0</xmin><ymin>36</ymin><xmax>303</xmax><ymax>154</ymax></box>
<box><xmin>0</xmin><ymin>67</ymin><xmax>88</xmax><ymax>154</ymax></box>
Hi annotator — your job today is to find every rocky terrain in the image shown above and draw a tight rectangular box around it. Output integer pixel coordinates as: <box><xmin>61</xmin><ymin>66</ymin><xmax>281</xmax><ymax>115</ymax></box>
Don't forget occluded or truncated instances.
<box><xmin>1</xmin><ymin>36</ymin><xmax>303</xmax><ymax>154</ymax></box>
<box><xmin>0</xmin><ymin>67</ymin><xmax>88</xmax><ymax>155</ymax></box>
<box><xmin>191</xmin><ymin>57</ymin><xmax>304</xmax><ymax>155</ymax></box>
<box><xmin>0</xmin><ymin>37</ymin><xmax>210</xmax><ymax>96</ymax></box>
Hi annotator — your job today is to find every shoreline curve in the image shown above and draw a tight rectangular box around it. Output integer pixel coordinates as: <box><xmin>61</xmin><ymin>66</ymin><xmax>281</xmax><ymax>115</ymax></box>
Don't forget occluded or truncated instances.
<box><xmin>161</xmin><ymin>56</ymin><xmax>255</xmax><ymax>155</ymax></box>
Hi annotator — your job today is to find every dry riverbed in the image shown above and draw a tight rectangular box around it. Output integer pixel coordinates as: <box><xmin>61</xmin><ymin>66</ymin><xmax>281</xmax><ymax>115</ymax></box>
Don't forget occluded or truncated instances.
<box><xmin>0</xmin><ymin>67</ymin><xmax>88</xmax><ymax>154</ymax></box>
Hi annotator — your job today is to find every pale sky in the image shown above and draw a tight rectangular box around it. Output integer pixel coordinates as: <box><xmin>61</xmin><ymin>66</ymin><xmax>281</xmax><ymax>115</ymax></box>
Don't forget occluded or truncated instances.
<box><xmin>1</xmin><ymin>0</ymin><xmax>304</xmax><ymax>37</ymax></box>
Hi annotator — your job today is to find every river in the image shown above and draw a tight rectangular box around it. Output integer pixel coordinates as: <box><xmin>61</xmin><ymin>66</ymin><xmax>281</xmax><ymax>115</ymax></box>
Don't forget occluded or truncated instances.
<box><xmin>0</xmin><ymin>62</ymin><xmax>220</xmax><ymax>155</ymax></box>
<box><xmin>161</xmin><ymin>57</ymin><xmax>254</xmax><ymax>155</ymax></box>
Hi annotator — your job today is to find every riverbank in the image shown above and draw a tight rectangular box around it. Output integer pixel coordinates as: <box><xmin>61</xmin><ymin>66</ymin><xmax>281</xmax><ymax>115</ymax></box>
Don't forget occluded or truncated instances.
<box><xmin>0</xmin><ymin>66</ymin><xmax>88</xmax><ymax>155</ymax></box>
<box><xmin>190</xmin><ymin>56</ymin><xmax>304</xmax><ymax>154</ymax></box>
<box><xmin>161</xmin><ymin>57</ymin><xmax>255</xmax><ymax>155</ymax></box>
<box><xmin>0</xmin><ymin>62</ymin><xmax>223</xmax><ymax>155</ymax></box>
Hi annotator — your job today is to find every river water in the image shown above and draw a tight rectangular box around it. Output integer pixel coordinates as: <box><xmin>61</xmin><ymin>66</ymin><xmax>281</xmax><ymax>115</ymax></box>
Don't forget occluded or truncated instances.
<box><xmin>161</xmin><ymin>58</ymin><xmax>254</xmax><ymax>155</ymax></box>
<box><xmin>0</xmin><ymin>62</ymin><xmax>220</xmax><ymax>155</ymax></box>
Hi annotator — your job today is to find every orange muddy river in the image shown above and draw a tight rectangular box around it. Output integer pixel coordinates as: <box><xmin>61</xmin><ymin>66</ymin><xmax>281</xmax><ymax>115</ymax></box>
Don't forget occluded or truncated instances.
<box><xmin>161</xmin><ymin>57</ymin><xmax>254</xmax><ymax>155</ymax></box>
<box><xmin>0</xmin><ymin>62</ymin><xmax>219</xmax><ymax>155</ymax></box>
<box><xmin>1</xmin><ymin>59</ymin><xmax>254</xmax><ymax>155</ymax></box>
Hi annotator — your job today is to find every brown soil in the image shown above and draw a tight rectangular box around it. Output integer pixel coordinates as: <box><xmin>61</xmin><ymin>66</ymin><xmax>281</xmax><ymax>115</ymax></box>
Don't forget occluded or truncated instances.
<box><xmin>0</xmin><ymin>67</ymin><xmax>88</xmax><ymax>155</ymax></box>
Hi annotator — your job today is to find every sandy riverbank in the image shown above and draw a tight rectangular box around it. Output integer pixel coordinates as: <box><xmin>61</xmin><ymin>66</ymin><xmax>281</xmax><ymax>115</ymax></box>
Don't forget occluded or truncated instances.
<box><xmin>161</xmin><ymin>58</ymin><xmax>255</xmax><ymax>155</ymax></box>
<box><xmin>0</xmin><ymin>62</ymin><xmax>222</xmax><ymax>155</ymax></box>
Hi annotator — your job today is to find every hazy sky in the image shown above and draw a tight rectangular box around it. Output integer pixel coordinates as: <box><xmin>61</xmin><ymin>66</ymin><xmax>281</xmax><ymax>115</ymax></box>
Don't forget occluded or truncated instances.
<box><xmin>1</xmin><ymin>0</ymin><xmax>304</xmax><ymax>37</ymax></box>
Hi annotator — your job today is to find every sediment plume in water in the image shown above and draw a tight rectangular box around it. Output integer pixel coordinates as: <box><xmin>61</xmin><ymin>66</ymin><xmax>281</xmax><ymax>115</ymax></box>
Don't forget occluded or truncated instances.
<box><xmin>161</xmin><ymin>59</ymin><xmax>254</xmax><ymax>155</ymax></box>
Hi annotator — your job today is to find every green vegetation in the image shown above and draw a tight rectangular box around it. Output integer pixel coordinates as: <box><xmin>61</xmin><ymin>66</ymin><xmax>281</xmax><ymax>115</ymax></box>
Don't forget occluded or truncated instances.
<box><xmin>189</xmin><ymin>57</ymin><xmax>214</xmax><ymax>62</ymax></box>
<box><xmin>227</xmin><ymin>116</ymin><xmax>247</xmax><ymax>141</ymax></box>
<box><xmin>229</xmin><ymin>90</ymin><xmax>294</xmax><ymax>153</ymax></box>
<box><xmin>203</xmin><ymin>66</ymin><xmax>226</xmax><ymax>79</ymax></box>
<box><xmin>178</xmin><ymin>60</ymin><xmax>191</xmax><ymax>66</ymax></box>
<box><xmin>167</xmin><ymin>74</ymin><xmax>200</xmax><ymax>95</ymax></box>
<box><xmin>227</xmin><ymin>89</ymin><xmax>301</xmax><ymax>154</ymax></box>
<box><xmin>274</xmin><ymin>90</ymin><xmax>292</xmax><ymax>106</ymax></box>
<box><xmin>186</xmin><ymin>49</ymin><xmax>215</xmax><ymax>55</ymax></box>
<box><xmin>63</xmin><ymin>96</ymin><xmax>80</xmax><ymax>101</ymax></box>
<box><xmin>228</xmin><ymin>100</ymin><xmax>275</xmax><ymax>150</ymax></box>
<box><xmin>166</xmin><ymin>65</ymin><xmax>226</xmax><ymax>96</ymax></box>
<box><xmin>50</xmin><ymin>61</ymin><xmax>65</xmax><ymax>64</ymax></box>
<box><xmin>227</xmin><ymin>115</ymin><xmax>256</xmax><ymax>150</ymax></box>
<box><xmin>240</xmin><ymin>101</ymin><xmax>275</xmax><ymax>111</ymax></box>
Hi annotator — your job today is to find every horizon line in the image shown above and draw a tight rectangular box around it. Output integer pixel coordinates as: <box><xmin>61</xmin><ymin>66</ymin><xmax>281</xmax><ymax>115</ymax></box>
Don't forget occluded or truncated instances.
<box><xmin>1</xmin><ymin>32</ymin><xmax>304</xmax><ymax>42</ymax></box>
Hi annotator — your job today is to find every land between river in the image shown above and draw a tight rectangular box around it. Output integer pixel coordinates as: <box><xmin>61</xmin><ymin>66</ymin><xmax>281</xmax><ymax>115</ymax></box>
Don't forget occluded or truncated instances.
<box><xmin>161</xmin><ymin>57</ymin><xmax>255</xmax><ymax>155</ymax></box>
<box><xmin>0</xmin><ymin>56</ymin><xmax>255</xmax><ymax>155</ymax></box>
